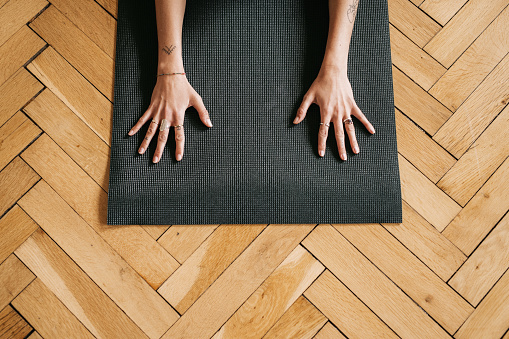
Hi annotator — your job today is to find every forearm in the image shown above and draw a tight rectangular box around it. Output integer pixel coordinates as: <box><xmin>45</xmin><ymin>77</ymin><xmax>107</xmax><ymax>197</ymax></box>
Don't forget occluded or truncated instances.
<box><xmin>155</xmin><ymin>0</ymin><xmax>186</xmax><ymax>73</ymax></box>
<box><xmin>321</xmin><ymin>0</ymin><xmax>359</xmax><ymax>71</ymax></box>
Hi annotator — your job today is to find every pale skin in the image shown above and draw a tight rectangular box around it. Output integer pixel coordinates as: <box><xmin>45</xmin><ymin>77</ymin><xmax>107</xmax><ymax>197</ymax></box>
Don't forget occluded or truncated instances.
<box><xmin>128</xmin><ymin>0</ymin><xmax>374</xmax><ymax>163</ymax></box>
<box><xmin>127</xmin><ymin>0</ymin><xmax>212</xmax><ymax>163</ymax></box>
<box><xmin>294</xmin><ymin>0</ymin><xmax>376</xmax><ymax>160</ymax></box>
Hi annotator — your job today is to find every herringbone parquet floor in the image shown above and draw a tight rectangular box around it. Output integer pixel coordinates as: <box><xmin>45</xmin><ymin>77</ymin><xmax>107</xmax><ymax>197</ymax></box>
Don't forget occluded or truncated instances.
<box><xmin>1</xmin><ymin>0</ymin><xmax>508</xmax><ymax>338</ymax></box>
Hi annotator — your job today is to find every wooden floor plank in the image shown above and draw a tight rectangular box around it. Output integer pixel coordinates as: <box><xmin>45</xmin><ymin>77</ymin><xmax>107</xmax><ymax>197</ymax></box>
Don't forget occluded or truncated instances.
<box><xmin>0</xmin><ymin>254</ymin><xmax>35</xmax><ymax>311</ymax></box>
<box><xmin>14</xmin><ymin>228</ymin><xmax>150</xmax><ymax>339</ymax></box>
<box><xmin>449</xmin><ymin>212</ymin><xmax>509</xmax><ymax>306</ymax></box>
<box><xmin>213</xmin><ymin>245</ymin><xmax>324</xmax><ymax>338</ymax></box>
<box><xmin>0</xmin><ymin>0</ymin><xmax>48</xmax><ymax>47</ymax></box>
<box><xmin>302</xmin><ymin>225</ymin><xmax>451</xmax><ymax>338</ymax></box>
<box><xmin>160</xmin><ymin>225</ymin><xmax>314</xmax><ymax>339</ymax></box>
<box><xmin>0</xmin><ymin>305</ymin><xmax>33</xmax><ymax>339</ymax></box>
<box><xmin>0</xmin><ymin>157</ymin><xmax>39</xmax><ymax>217</ymax></box>
<box><xmin>429</xmin><ymin>6</ymin><xmax>509</xmax><ymax>111</ymax></box>
<box><xmin>455</xmin><ymin>267</ymin><xmax>509</xmax><ymax>339</ymax></box>
<box><xmin>11</xmin><ymin>278</ymin><xmax>95</xmax><ymax>339</ymax></box>
<box><xmin>335</xmin><ymin>224</ymin><xmax>473</xmax><ymax>334</ymax></box>
<box><xmin>19</xmin><ymin>133</ymin><xmax>180</xmax><ymax>289</ymax></box>
<box><xmin>26</xmin><ymin>46</ymin><xmax>112</xmax><ymax>145</ymax></box>
<box><xmin>0</xmin><ymin>206</ymin><xmax>38</xmax><ymax>264</ymax></box>
<box><xmin>262</xmin><ymin>296</ymin><xmax>328</xmax><ymax>339</ymax></box>
<box><xmin>158</xmin><ymin>224</ymin><xmax>266</xmax><ymax>314</ymax></box>
<box><xmin>303</xmin><ymin>269</ymin><xmax>398</xmax><ymax>338</ymax></box>
<box><xmin>419</xmin><ymin>0</ymin><xmax>467</xmax><ymax>26</ymax></box>
<box><xmin>29</xmin><ymin>5</ymin><xmax>114</xmax><ymax>100</ymax></box>
<box><xmin>17</xmin><ymin>179</ymin><xmax>180</xmax><ymax>337</ymax></box>
<box><xmin>437</xmin><ymin>104</ymin><xmax>509</xmax><ymax>206</ymax></box>
<box><xmin>424</xmin><ymin>0</ymin><xmax>509</xmax><ymax>67</ymax></box>
<box><xmin>0</xmin><ymin>25</ymin><xmax>45</xmax><ymax>86</ymax></box>
<box><xmin>442</xmin><ymin>156</ymin><xmax>509</xmax><ymax>255</ymax></box>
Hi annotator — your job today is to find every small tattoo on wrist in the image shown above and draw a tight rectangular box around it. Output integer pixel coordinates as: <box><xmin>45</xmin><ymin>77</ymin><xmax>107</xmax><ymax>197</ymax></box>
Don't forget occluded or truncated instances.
<box><xmin>163</xmin><ymin>44</ymin><xmax>177</xmax><ymax>55</ymax></box>
<box><xmin>347</xmin><ymin>0</ymin><xmax>359</xmax><ymax>23</ymax></box>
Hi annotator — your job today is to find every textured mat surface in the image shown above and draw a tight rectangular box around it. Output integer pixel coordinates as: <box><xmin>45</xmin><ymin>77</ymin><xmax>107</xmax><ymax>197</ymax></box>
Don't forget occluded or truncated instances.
<box><xmin>107</xmin><ymin>0</ymin><xmax>402</xmax><ymax>225</ymax></box>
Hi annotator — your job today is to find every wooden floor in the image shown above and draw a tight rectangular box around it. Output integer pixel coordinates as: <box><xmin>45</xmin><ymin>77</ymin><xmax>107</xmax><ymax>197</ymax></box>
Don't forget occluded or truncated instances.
<box><xmin>1</xmin><ymin>0</ymin><xmax>508</xmax><ymax>338</ymax></box>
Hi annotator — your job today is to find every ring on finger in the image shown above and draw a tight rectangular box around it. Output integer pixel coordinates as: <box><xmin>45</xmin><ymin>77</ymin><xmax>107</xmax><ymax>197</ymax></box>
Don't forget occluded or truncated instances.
<box><xmin>150</xmin><ymin>119</ymin><xmax>158</xmax><ymax>125</ymax></box>
<box><xmin>173</xmin><ymin>124</ymin><xmax>184</xmax><ymax>130</ymax></box>
<box><xmin>319</xmin><ymin>122</ymin><xmax>330</xmax><ymax>127</ymax></box>
<box><xmin>343</xmin><ymin>117</ymin><xmax>353</xmax><ymax>124</ymax></box>
<box><xmin>159</xmin><ymin>118</ymin><xmax>170</xmax><ymax>131</ymax></box>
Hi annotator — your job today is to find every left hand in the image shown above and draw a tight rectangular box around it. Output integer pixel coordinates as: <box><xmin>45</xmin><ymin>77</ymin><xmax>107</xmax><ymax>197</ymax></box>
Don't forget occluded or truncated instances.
<box><xmin>293</xmin><ymin>64</ymin><xmax>375</xmax><ymax>160</ymax></box>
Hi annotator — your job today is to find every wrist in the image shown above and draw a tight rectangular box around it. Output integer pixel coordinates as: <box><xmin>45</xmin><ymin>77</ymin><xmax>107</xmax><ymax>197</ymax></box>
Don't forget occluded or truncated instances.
<box><xmin>157</xmin><ymin>59</ymin><xmax>185</xmax><ymax>74</ymax></box>
<box><xmin>319</xmin><ymin>62</ymin><xmax>348</xmax><ymax>77</ymax></box>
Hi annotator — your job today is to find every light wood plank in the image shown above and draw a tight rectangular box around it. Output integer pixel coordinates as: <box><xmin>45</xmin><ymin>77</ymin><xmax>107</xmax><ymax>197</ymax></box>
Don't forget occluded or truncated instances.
<box><xmin>157</xmin><ymin>224</ymin><xmax>219</xmax><ymax>264</ymax></box>
<box><xmin>313</xmin><ymin>322</ymin><xmax>347</xmax><ymax>339</ymax></box>
<box><xmin>0</xmin><ymin>0</ymin><xmax>48</xmax><ymax>46</ymax></box>
<box><xmin>388</xmin><ymin>0</ymin><xmax>441</xmax><ymax>47</ymax></box>
<box><xmin>442</xmin><ymin>156</ymin><xmax>509</xmax><ymax>255</ymax></box>
<box><xmin>420</xmin><ymin>0</ymin><xmax>468</xmax><ymax>25</ymax></box>
<box><xmin>390</xmin><ymin>24</ymin><xmax>446</xmax><ymax>91</ymax></box>
<box><xmin>26</xmin><ymin>46</ymin><xmax>112</xmax><ymax>145</ymax></box>
<box><xmin>424</xmin><ymin>0</ymin><xmax>509</xmax><ymax>67</ymax></box>
<box><xmin>429</xmin><ymin>6</ymin><xmax>509</xmax><ymax>111</ymax></box>
<box><xmin>19</xmin><ymin>133</ymin><xmax>180</xmax><ymax>289</ymax></box>
<box><xmin>262</xmin><ymin>296</ymin><xmax>328</xmax><ymax>339</ymax></box>
<box><xmin>29</xmin><ymin>5</ymin><xmax>113</xmax><ymax>99</ymax></box>
<box><xmin>455</xmin><ymin>268</ymin><xmax>509</xmax><ymax>339</ymax></box>
<box><xmin>0</xmin><ymin>25</ymin><xmax>45</xmax><ymax>86</ymax></box>
<box><xmin>393</xmin><ymin>65</ymin><xmax>452</xmax><ymax>136</ymax></box>
<box><xmin>49</xmin><ymin>0</ymin><xmax>116</xmax><ymax>57</ymax></box>
<box><xmin>0</xmin><ymin>156</ymin><xmax>39</xmax><ymax>217</ymax></box>
<box><xmin>437</xmin><ymin>104</ymin><xmax>509</xmax><ymax>206</ymax></box>
<box><xmin>335</xmin><ymin>224</ymin><xmax>473</xmax><ymax>334</ymax></box>
<box><xmin>395</xmin><ymin>108</ymin><xmax>455</xmax><ymax>183</ymax></box>
<box><xmin>399</xmin><ymin>153</ymin><xmax>462</xmax><ymax>231</ymax></box>
<box><xmin>0</xmin><ymin>67</ymin><xmax>43</xmax><ymax>127</ymax></box>
<box><xmin>0</xmin><ymin>205</ymin><xmax>38</xmax><ymax>263</ymax></box>
<box><xmin>0</xmin><ymin>111</ymin><xmax>41</xmax><ymax>172</ymax></box>
<box><xmin>213</xmin><ymin>245</ymin><xmax>324</xmax><ymax>338</ymax></box>
<box><xmin>23</xmin><ymin>89</ymin><xmax>110</xmax><ymax>190</ymax></box>
<box><xmin>158</xmin><ymin>224</ymin><xmax>266</xmax><ymax>314</ymax></box>
<box><xmin>11</xmin><ymin>278</ymin><xmax>95</xmax><ymax>339</ymax></box>
<box><xmin>17</xmin><ymin>179</ymin><xmax>179</xmax><ymax>337</ymax></box>
<box><xmin>302</xmin><ymin>225</ymin><xmax>451</xmax><ymax>339</ymax></box>
<box><xmin>14</xmin><ymin>227</ymin><xmax>149</xmax><ymax>338</ymax></box>
<box><xmin>383</xmin><ymin>201</ymin><xmax>466</xmax><ymax>281</ymax></box>
<box><xmin>160</xmin><ymin>225</ymin><xmax>314</xmax><ymax>339</ymax></box>
<box><xmin>0</xmin><ymin>305</ymin><xmax>32</xmax><ymax>339</ymax></box>
<box><xmin>449</xmin><ymin>212</ymin><xmax>509</xmax><ymax>306</ymax></box>
<box><xmin>0</xmin><ymin>254</ymin><xmax>35</xmax><ymax>310</ymax></box>
<box><xmin>303</xmin><ymin>269</ymin><xmax>398</xmax><ymax>339</ymax></box>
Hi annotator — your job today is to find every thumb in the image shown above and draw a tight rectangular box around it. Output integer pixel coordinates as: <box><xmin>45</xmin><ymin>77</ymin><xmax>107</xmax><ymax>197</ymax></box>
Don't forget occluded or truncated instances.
<box><xmin>192</xmin><ymin>94</ymin><xmax>212</xmax><ymax>127</ymax></box>
<box><xmin>294</xmin><ymin>93</ymin><xmax>313</xmax><ymax>124</ymax></box>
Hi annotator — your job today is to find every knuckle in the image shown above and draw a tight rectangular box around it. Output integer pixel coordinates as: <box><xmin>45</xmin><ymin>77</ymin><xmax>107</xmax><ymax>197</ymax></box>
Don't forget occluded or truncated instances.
<box><xmin>319</xmin><ymin>128</ymin><xmax>328</xmax><ymax>138</ymax></box>
<box><xmin>175</xmin><ymin>133</ymin><xmax>185</xmax><ymax>141</ymax></box>
<box><xmin>158</xmin><ymin>133</ymin><xmax>167</xmax><ymax>142</ymax></box>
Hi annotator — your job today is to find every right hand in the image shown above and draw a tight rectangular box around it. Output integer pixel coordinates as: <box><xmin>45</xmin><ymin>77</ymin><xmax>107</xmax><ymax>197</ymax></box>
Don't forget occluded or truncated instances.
<box><xmin>128</xmin><ymin>74</ymin><xmax>212</xmax><ymax>163</ymax></box>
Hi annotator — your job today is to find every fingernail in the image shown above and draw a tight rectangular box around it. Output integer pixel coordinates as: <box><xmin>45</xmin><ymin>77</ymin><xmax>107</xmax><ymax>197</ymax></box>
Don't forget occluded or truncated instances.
<box><xmin>176</xmin><ymin>154</ymin><xmax>182</xmax><ymax>161</ymax></box>
<box><xmin>354</xmin><ymin>146</ymin><xmax>359</xmax><ymax>153</ymax></box>
<box><xmin>128</xmin><ymin>130</ymin><xmax>133</xmax><ymax>136</ymax></box>
<box><xmin>139</xmin><ymin>147</ymin><xmax>144</xmax><ymax>154</ymax></box>
<box><xmin>293</xmin><ymin>117</ymin><xmax>298</xmax><ymax>124</ymax></box>
<box><xmin>341</xmin><ymin>153</ymin><xmax>347</xmax><ymax>160</ymax></box>
<box><xmin>370</xmin><ymin>127</ymin><xmax>375</xmax><ymax>133</ymax></box>
<box><xmin>206</xmin><ymin>118</ymin><xmax>213</xmax><ymax>127</ymax></box>
<box><xmin>319</xmin><ymin>150</ymin><xmax>324</xmax><ymax>157</ymax></box>
<box><xmin>154</xmin><ymin>156</ymin><xmax>158</xmax><ymax>163</ymax></box>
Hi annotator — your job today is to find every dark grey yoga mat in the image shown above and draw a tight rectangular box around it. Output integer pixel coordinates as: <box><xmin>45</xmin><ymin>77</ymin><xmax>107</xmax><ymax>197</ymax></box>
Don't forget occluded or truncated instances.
<box><xmin>107</xmin><ymin>0</ymin><xmax>402</xmax><ymax>225</ymax></box>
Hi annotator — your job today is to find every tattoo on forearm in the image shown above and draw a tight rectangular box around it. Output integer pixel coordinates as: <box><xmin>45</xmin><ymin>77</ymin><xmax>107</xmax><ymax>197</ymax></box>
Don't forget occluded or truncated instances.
<box><xmin>162</xmin><ymin>44</ymin><xmax>177</xmax><ymax>55</ymax></box>
<box><xmin>347</xmin><ymin>0</ymin><xmax>359</xmax><ymax>23</ymax></box>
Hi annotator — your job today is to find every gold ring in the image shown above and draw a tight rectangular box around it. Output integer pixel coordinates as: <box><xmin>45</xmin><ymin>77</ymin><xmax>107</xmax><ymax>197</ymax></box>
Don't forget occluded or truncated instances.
<box><xmin>343</xmin><ymin>118</ymin><xmax>353</xmax><ymax>124</ymax></box>
<box><xmin>319</xmin><ymin>122</ymin><xmax>330</xmax><ymax>127</ymax></box>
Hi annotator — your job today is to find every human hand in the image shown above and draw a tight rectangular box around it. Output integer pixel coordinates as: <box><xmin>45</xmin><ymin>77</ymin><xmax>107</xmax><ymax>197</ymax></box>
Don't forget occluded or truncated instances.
<box><xmin>127</xmin><ymin>75</ymin><xmax>212</xmax><ymax>162</ymax></box>
<box><xmin>293</xmin><ymin>64</ymin><xmax>375</xmax><ymax>160</ymax></box>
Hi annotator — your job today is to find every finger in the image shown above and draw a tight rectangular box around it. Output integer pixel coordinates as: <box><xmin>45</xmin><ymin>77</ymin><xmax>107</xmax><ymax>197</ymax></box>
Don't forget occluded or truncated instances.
<box><xmin>174</xmin><ymin>123</ymin><xmax>185</xmax><ymax>161</ymax></box>
<box><xmin>352</xmin><ymin>104</ymin><xmax>375</xmax><ymax>134</ymax></box>
<box><xmin>192</xmin><ymin>94</ymin><xmax>212</xmax><ymax>127</ymax></box>
<box><xmin>318</xmin><ymin>106</ymin><xmax>331</xmax><ymax>157</ymax></box>
<box><xmin>294</xmin><ymin>93</ymin><xmax>313</xmax><ymax>124</ymax></box>
<box><xmin>333</xmin><ymin>117</ymin><xmax>347</xmax><ymax>160</ymax></box>
<box><xmin>129</xmin><ymin>103</ymin><xmax>155</xmax><ymax>136</ymax></box>
<box><xmin>153</xmin><ymin>121</ymin><xmax>170</xmax><ymax>163</ymax></box>
<box><xmin>138</xmin><ymin>115</ymin><xmax>160</xmax><ymax>154</ymax></box>
<box><xmin>344</xmin><ymin>115</ymin><xmax>359</xmax><ymax>154</ymax></box>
